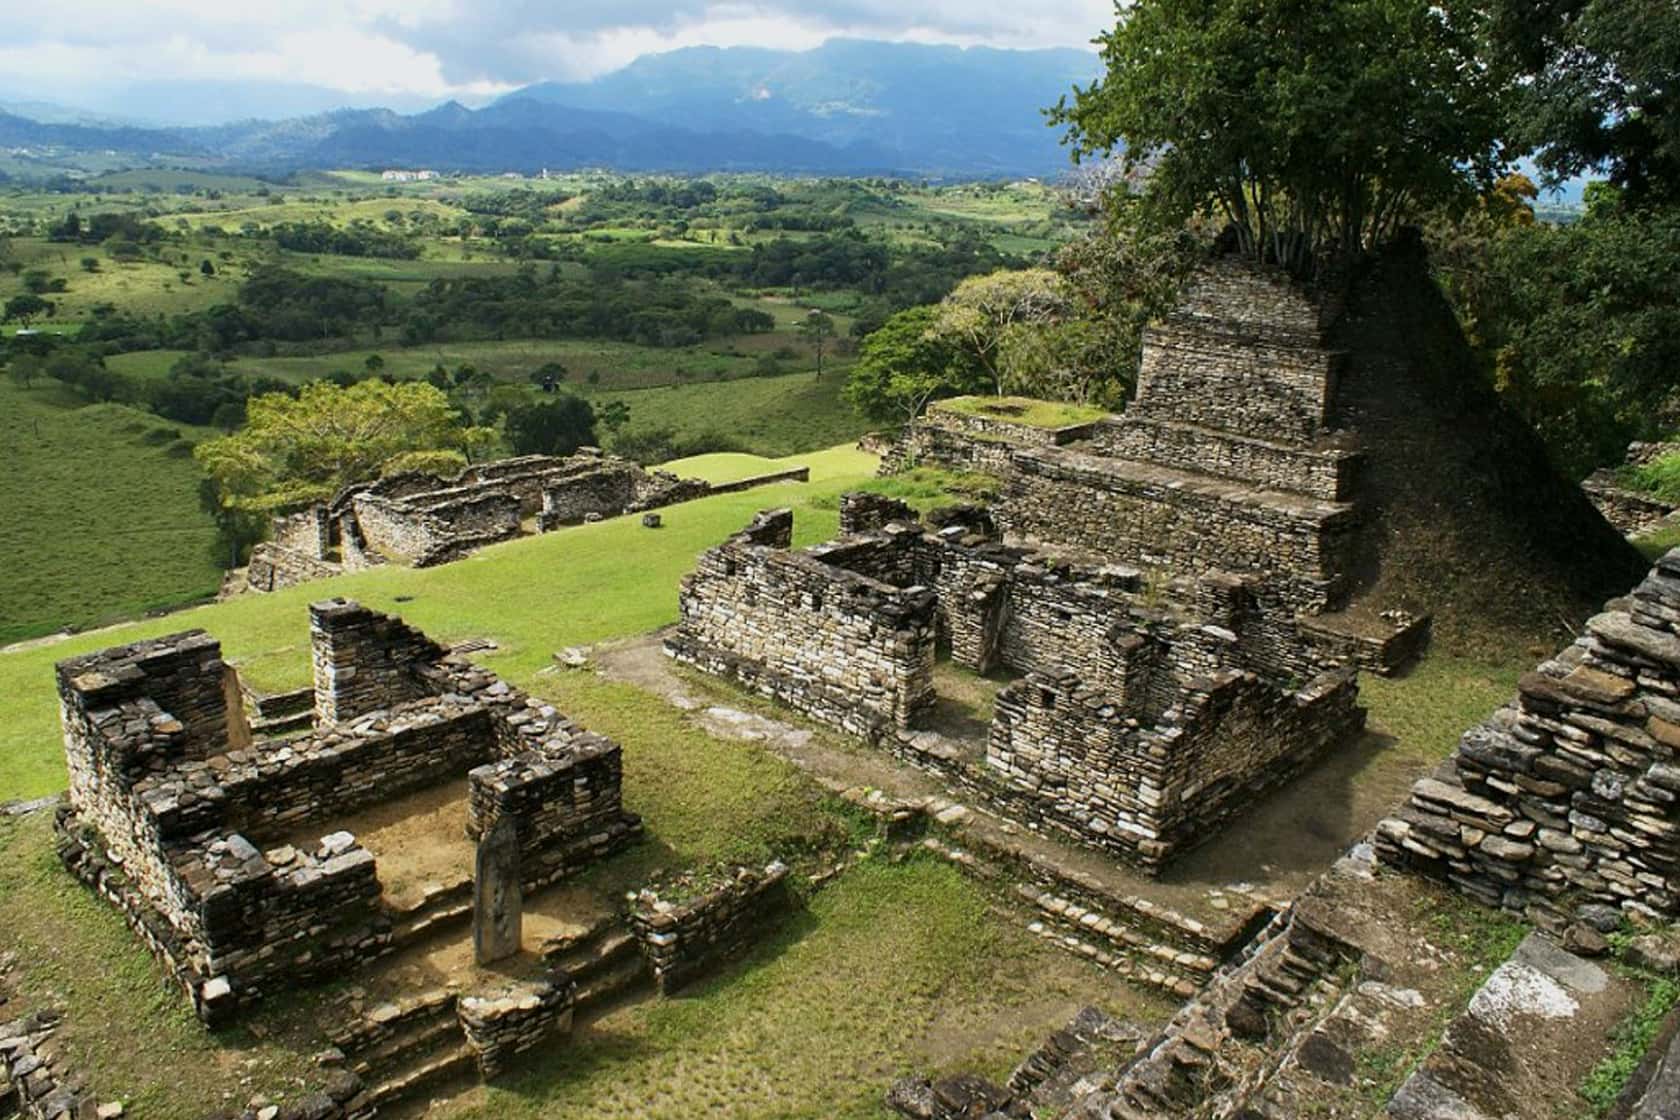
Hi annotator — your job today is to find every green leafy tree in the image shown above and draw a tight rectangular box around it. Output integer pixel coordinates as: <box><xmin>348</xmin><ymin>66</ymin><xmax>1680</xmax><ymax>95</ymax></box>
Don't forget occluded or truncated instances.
<box><xmin>195</xmin><ymin>380</ymin><xmax>493</xmax><ymax>511</ymax></box>
<box><xmin>1490</xmin><ymin>0</ymin><xmax>1680</xmax><ymax>204</ymax></box>
<box><xmin>931</xmin><ymin>269</ymin><xmax>1073</xmax><ymax>396</ymax></box>
<box><xmin>504</xmin><ymin>396</ymin><xmax>599</xmax><ymax>456</ymax></box>
<box><xmin>844</xmin><ymin>306</ymin><xmax>985</xmax><ymax>426</ymax></box>
<box><xmin>1051</xmin><ymin>0</ymin><xmax>1512</xmax><ymax>268</ymax></box>
<box><xmin>799</xmin><ymin>309</ymin><xmax>836</xmax><ymax>380</ymax></box>
<box><xmin>5</xmin><ymin>354</ymin><xmax>41</xmax><ymax>389</ymax></box>
<box><xmin>4</xmin><ymin>293</ymin><xmax>53</xmax><ymax>326</ymax></box>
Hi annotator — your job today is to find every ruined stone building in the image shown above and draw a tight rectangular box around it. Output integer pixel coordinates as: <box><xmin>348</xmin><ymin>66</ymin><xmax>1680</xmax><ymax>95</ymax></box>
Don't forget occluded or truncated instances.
<box><xmin>244</xmin><ymin>450</ymin><xmax>807</xmax><ymax>593</ymax></box>
<box><xmin>53</xmin><ymin>599</ymin><xmax>641</xmax><ymax>1025</ymax></box>
<box><xmin>663</xmin><ymin>261</ymin><xmax>1417</xmax><ymax>873</ymax></box>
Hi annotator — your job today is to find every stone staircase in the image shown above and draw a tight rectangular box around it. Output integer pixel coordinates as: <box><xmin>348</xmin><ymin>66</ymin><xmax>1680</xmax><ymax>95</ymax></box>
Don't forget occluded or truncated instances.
<box><xmin>326</xmin><ymin>989</ymin><xmax>475</xmax><ymax>1116</ymax></box>
<box><xmin>540</xmin><ymin>918</ymin><xmax>651</xmax><ymax>1017</ymax></box>
<box><xmin>914</xmin><ymin>822</ymin><xmax>1256</xmax><ymax>1003</ymax></box>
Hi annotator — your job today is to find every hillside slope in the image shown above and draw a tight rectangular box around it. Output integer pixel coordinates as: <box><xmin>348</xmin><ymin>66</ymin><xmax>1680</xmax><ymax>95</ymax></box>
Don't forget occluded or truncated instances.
<box><xmin>0</xmin><ymin>384</ymin><xmax>223</xmax><ymax>644</ymax></box>
<box><xmin>1328</xmin><ymin>235</ymin><xmax>1648</xmax><ymax>658</ymax></box>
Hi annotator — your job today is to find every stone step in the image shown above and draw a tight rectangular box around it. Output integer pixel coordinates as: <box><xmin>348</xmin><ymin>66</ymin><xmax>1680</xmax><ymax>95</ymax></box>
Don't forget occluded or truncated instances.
<box><xmin>351</xmin><ymin>1014</ymin><xmax>463</xmax><ymax>1082</ymax></box>
<box><xmin>328</xmin><ymin>988</ymin><xmax>457</xmax><ymax>1058</ymax></box>
<box><xmin>1022</xmin><ymin>918</ymin><xmax>1199</xmax><ymax>1001</ymax></box>
<box><xmin>1021</xmin><ymin>885</ymin><xmax>1220</xmax><ymax>986</ymax></box>
<box><xmin>548</xmin><ymin>927</ymin><xmax>639</xmax><ymax>986</ymax></box>
<box><xmin>387</xmin><ymin>896</ymin><xmax>473</xmax><ymax>947</ymax></box>
<box><xmin>360</xmin><ymin>1043</ymin><xmax>477</xmax><ymax>1113</ymax></box>
<box><xmin>574</xmin><ymin>951</ymin><xmax>650</xmax><ymax>1016</ymax></box>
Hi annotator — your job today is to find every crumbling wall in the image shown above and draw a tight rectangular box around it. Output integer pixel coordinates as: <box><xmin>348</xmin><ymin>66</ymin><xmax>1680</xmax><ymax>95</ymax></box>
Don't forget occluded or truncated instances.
<box><xmin>1376</xmin><ymin>549</ymin><xmax>1680</xmax><ymax>928</ymax></box>
<box><xmin>351</xmin><ymin>490</ymin><xmax>522</xmax><ymax>567</ymax></box>
<box><xmin>1582</xmin><ymin>472</ymin><xmax>1678</xmax><ymax>538</ymax></box>
<box><xmin>666</xmin><ymin>511</ymin><xmax>938</xmax><ymax>738</ymax></box>
<box><xmin>628</xmin><ymin>862</ymin><xmax>790</xmax><ymax>994</ymax></box>
<box><xmin>984</xmin><ymin>666</ymin><xmax>1362</xmax><ymax>871</ymax></box>
<box><xmin>245</xmin><ymin>543</ymin><xmax>342</xmax><ymax>593</ymax></box>
<box><xmin>271</xmin><ymin>506</ymin><xmax>331</xmax><ymax>559</ymax></box>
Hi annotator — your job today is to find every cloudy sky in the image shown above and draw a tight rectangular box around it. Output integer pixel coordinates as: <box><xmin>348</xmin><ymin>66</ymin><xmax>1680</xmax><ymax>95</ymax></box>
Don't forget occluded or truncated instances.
<box><xmin>0</xmin><ymin>1</ymin><xmax>1115</xmax><ymax>121</ymax></box>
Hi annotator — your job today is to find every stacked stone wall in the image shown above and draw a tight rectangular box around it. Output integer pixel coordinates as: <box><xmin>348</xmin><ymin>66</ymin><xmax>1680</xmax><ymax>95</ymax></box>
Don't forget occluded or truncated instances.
<box><xmin>628</xmin><ymin>863</ymin><xmax>790</xmax><ymax>994</ymax></box>
<box><xmin>1376</xmin><ymin>549</ymin><xmax>1680</xmax><ymax>928</ymax></box>
<box><xmin>311</xmin><ymin>598</ymin><xmax>445</xmax><ymax>726</ymax></box>
<box><xmin>1583</xmin><ymin>471</ymin><xmax>1679</xmax><ymax>538</ymax></box>
<box><xmin>1091</xmin><ymin>417</ymin><xmax>1359</xmax><ymax>501</ymax></box>
<box><xmin>54</xmin><ymin>600</ymin><xmax>638</xmax><ymax>1025</ymax></box>
<box><xmin>999</xmin><ymin>448</ymin><xmax>1358</xmax><ymax>612</ymax></box>
<box><xmin>666</xmin><ymin>513</ymin><xmax>937</xmax><ymax>737</ymax></box>
<box><xmin>271</xmin><ymin>507</ymin><xmax>331</xmax><ymax>559</ymax></box>
<box><xmin>245</xmin><ymin>543</ymin><xmax>343</xmax><ymax>593</ymax></box>
<box><xmin>351</xmin><ymin>490</ymin><xmax>522</xmax><ymax>567</ymax></box>
<box><xmin>984</xmin><ymin>667</ymin><xmax>1362</xmax><ymax>871</ymax></box>
<box><xmin>457</xmin><ymin>977</ymin><xmax>575</xmax><ymax>1078</ymax></box>
<box><xmin>838</xmin><ymin>491</ymin><xmax>917</xmax><ymax>535</ymax></box>
<box><xmin>465</xmin><ymin>731</ymin><xmax>638</xmax><ymax>889</ymax></box>
<box><xmin>1129</xmin><ymin>320</ymin><xmax>1340</xmax><ymax>444</ymax></box>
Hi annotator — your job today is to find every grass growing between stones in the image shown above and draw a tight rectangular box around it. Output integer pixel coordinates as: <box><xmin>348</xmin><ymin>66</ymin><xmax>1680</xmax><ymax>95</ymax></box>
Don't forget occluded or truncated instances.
<box><xmin>0</xmin><ymin>381</ymin><xmax>225</xmax><ymax>646</ymax></box>
<box><xmin>1353</xmin><ymin>882</ymin><xmax>1530</xmax><ymax>1112</ymax></box>
<box><xmin>937</xmin><ymin>396</ymin><xmax>1110</xmax><ymax>429</ymax></box>
<box><xmin>449</xmin><ymin>856</ymin><xmax>1172</xmax><ymax>1120</ymax></box>
<box><xmin>1579</xmin><ymin>967</ymin><xmax>1680</xmax><ymax>1115</ymax></box>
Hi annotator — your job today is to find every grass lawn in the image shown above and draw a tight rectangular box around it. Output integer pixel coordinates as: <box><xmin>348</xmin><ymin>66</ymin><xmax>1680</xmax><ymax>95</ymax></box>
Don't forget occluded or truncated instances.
<box><xmin>593</xmin><ymin>368</ymin><xmax>868</xmax><ymax>458</ymax></box>
<box><xmin>937</xmin><ymin>395</ymin><xmax>1110</xmax><ymax>429</ymax></box>
<box><xmin>0</xmin><ymin>382</ymin><xmax>224</xmax><ymax>647</ymax></box>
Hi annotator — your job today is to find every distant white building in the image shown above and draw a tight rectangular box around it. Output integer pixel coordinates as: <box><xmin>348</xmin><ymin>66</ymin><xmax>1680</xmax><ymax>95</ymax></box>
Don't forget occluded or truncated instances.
<box><xmin>380</xmin><ymin>169</ymin><xmax>438</xmax><ymax>182</ymax></box>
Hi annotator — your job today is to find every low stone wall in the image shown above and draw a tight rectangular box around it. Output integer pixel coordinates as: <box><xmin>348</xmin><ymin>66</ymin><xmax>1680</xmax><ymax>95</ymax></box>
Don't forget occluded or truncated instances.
<box><xmin>666</xmin><ymin>511</ymin><xmax>938</xmax><ymax>738</ymax></box>
<box><xmin>457</xmin><ymin>976</ymin><xmax>575</xmax><ymax>1078</ymax></box>
<box><xmin>838</xmin><ymin>492</ymin><xmax>917</xmax><ymax>535</ymax></box>
<box><xmin>628</xmin><ymin>862</ymin><xmax>790</xmax><ymax>994</ymax></box>
<box><xmin>999</xmin><ymin>447</ymin><xmax>1358</xmax><ymax>612</ymax></box>
<box><xmin>984</xmin><ymin>667</ymin><xmax>1363</xmax><ymax>871</ymax></box>
<box><xmin>1376</xmin><ymin>548</ymin><xmax>1680</xmax><ymax>929</ymax></box>
<box><xmin>1584</xmin><ymin>472</ymin><xmax>1679</xmax><ymax>538</ymax></box>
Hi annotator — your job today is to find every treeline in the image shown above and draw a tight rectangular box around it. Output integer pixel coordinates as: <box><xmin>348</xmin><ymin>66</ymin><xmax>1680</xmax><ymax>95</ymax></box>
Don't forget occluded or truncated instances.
<box><xmin>402</xmin><ymin>271</ymin><xmax>775</xmax><ymax>347</ymax></box>
<box><xmin>270</xmin><ymin>221</ymin><xmax>421</xmax><ymax>259</ymax></box>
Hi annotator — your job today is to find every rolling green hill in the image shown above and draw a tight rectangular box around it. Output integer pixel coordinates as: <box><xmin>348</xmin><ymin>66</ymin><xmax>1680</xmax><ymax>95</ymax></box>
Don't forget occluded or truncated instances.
<box><xmin>0</xmin><ymin>382</ymin><xmax>224</xmax><ymax>645</ymax></box>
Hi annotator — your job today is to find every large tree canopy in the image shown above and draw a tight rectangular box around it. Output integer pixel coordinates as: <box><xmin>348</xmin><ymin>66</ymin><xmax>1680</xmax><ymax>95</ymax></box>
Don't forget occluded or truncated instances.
<box><xmin>195</xmin><ymin>380</ymin><xmax>494</xmax><ymax>511</ymax></box>
<box><xmin>1052</xmin><ymin>0</ymin><xmax>1512</xmax><ymax>268</ymax></box>
<box><xmin>1491</xmin><ymin>0</ymin><xmax>1680</xmax><ymax>204</ymax></box>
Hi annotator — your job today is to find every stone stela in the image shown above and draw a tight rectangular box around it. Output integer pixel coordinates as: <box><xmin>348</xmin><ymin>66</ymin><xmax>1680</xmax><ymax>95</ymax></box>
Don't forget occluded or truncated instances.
<box><xmin>474</xmin><ymin>814</ymin><xmax>523</xmax><ymax>965</ymax></box>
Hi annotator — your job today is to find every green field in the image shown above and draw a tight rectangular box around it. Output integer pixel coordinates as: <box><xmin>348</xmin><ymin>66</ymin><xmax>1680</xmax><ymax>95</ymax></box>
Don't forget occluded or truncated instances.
<box><xmin>595</xmin><ymin>369</ymin><xmax>868</xmax><ymax>457</ymax></box>
<box><xmin>0</xmin><ymin>382</ymin><xmax>224</xmax><ymax>646</ymax></box>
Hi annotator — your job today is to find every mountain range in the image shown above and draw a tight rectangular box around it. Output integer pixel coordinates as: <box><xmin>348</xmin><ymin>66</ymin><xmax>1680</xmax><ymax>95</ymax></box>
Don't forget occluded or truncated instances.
<box><xmin>0</xmin><ymin>40</ymin><xmax>1101</xmax><ymax>180</ymax></box>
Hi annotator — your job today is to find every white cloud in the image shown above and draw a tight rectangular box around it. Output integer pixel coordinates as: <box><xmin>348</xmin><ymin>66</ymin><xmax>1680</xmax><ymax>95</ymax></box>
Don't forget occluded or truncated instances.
<box><xmin>0</xmin><ymin>0</ymin><xmax>1113</xmax><ymax>105</ymax></box>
